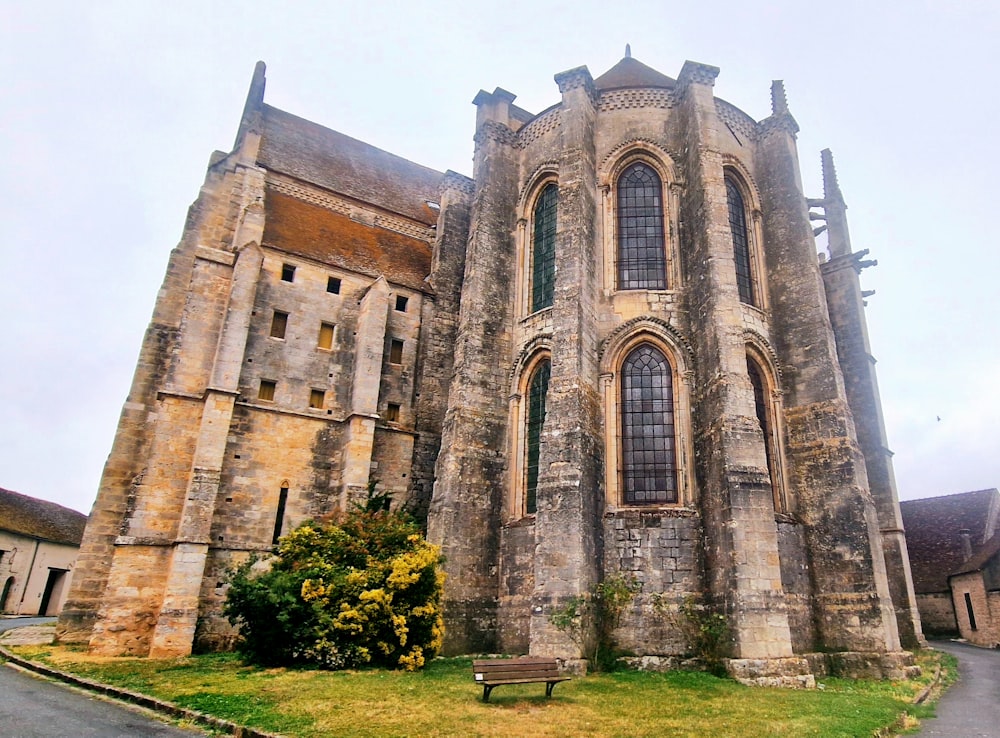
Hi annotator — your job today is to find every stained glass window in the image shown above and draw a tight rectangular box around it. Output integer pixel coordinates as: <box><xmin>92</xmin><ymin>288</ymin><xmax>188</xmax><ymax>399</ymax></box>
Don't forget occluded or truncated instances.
<box><xmin>621</xmin><ymin>345</ymin><xmax>676</xmax><ymax>504</ymax></box>
<box><xmin>727</xmin><ymin>177</ymin><xmax>755</xmax><ymax>305</ymax></box>
<box><xmin>531</xmin><ymin>184</ymin><xmax>558</xmax><ymax>312</ymax></box>
<box><xmin>617</xmin><ymin>163</ymin><xmax>666</xmax><ymax>290</ymax></box>
<box><xmin>524</xmin><ymin>359</ymin><xmax>550</xmax><ymax>515</ymax></box>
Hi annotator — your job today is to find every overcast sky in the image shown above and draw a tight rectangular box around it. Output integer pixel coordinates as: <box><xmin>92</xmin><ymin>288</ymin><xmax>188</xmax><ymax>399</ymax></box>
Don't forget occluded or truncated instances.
<box><xmin>2</xmin><ymin>1</ymin><xmax>998</xmax><ymax>514</ymax></box>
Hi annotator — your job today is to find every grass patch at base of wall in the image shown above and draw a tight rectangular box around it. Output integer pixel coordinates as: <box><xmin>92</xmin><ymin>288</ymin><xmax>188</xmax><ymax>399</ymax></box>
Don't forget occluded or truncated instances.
<box><xmin>7</xmin><ymin>646</ymin><xmax>953</xmax><ymax>738</ymax></box>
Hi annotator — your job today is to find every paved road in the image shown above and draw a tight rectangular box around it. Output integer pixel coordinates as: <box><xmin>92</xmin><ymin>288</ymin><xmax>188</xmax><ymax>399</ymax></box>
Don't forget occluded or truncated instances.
<box><xmin>917</xmin><ymin>640</ymin><xmax>1000</xmax><ymax>737</ymax></box>
<box><xmin>0</xmin><ymin>617</ymin><xmax>204</xmax><ymax>738</ymax></box>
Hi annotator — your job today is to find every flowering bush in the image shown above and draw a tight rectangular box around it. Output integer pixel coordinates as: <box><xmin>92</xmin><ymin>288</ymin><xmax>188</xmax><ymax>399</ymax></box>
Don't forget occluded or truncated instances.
<box><xmin>224</xmin><ymin>510</ymin><xmax>445</xmax><ymax>670</ymax></box>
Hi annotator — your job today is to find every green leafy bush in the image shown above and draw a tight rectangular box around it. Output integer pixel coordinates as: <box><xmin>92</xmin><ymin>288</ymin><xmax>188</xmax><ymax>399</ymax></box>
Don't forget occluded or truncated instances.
<box><xmin>224</xmin><ymin>510</ymin><xmax>444</xmax><ymax>671</ymax></box>
<box><xmin>549</xmin><ymin>574</ymin><xmax>641</xmax><ymax>671</ymax></box>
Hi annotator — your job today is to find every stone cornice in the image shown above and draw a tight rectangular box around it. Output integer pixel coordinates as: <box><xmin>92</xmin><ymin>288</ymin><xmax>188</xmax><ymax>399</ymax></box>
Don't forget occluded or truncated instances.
<box><xmin>677</xmin><ymin>60</ymin><xmax>720</xmax><ymax>89</ymax></box>
<box><xmin>474</xmin><ymin>119</ymin><xmax>518</xmax><ymax>148</ymax></box>
<box><xmin>517</xmin><ymin>107</ymin><xmax>561</xmax><ymax>148</ymax></box>
<box><xmin>757</xmin><ymin>112</ymin><xmax>800</xmax><ymax>139</ymax></box>
<box><xmin>598</xmin><ymin>88</ymin><xmax>675</xmax><ymax>112</ymax></box>
<box><xmin>265</xmin><ymin>172</ymin><xmax>436</xmax><ymax>243</ymax></box>
<box><xmin>442</xmin><ymin>169</ymin><xmax>475</xmax><ymax>198</ymax></box>
<box><xmin>716</xmin><ymin>99</ymin><xmax>759</xmax><ymax>143</ymax></box>
<box><xmin>554</xmin><ymin>66</ymin><xmax>597</xmax><ymax>102</ymax></box>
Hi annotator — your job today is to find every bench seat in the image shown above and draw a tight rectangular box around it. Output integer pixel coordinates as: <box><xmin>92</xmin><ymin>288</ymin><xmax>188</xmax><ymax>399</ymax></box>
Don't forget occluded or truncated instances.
<box><xmin>473</xmin><ymin>657</ymin><xmax>570</xmax><ymax>703</ymax></box>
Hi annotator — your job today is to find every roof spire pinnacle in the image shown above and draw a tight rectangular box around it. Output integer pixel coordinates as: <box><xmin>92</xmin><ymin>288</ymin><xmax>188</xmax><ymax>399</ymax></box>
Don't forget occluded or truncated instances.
<box><xmin>625</xmin><ymin>43</ymin><xmax>631</xmax><ymax>59</ymax></box>
<box><xmin>821</xmin><ymin>148</ymin><xmax>844</xmax><ymax>205</ymax></box>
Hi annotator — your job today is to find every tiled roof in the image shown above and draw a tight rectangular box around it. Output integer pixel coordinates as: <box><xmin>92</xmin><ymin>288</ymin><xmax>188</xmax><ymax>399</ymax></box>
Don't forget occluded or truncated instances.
<box><xmin>951</xmin><ymin>531</ymin><xmax>1000</xmax><ymax>577</ymax></box>
<box><xmin>901</xmin><ymin>489</ymin><xmax>1000</xmax><ymax>593</ymax></box>
<box><xmin>0</xmin><ymin>487</ymin><xmax>87</xmax><ymax>547</ymax></box>
<box><xmin>257</xmin><ymin>105</ymin><xmax>444</xmax><ymax>226</ymax></box>
<box><xmin>594</xmin><ymin>56</ymin><xmax>676</xmax><ymax>91</ymax></box>
<box><xmin>262</xmin><ymin>189</ymin><xmax>432</xmax><ymax>292</ymax></box>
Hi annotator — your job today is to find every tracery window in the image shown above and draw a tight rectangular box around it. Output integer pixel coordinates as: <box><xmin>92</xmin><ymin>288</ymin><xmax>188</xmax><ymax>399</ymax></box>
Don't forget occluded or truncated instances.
<box><xmin>530</xmin><ymin>184</ymin><xmax>558</xmax><ymax>313</ymax></box>
<box><xmin>726</xmin><ymin>176</ymin><xmax>755</xmax><ymax>305</ymax></box>
<box><xmin>620</xmin><ymin>344</ymin><xmax>676</xmax><ymax>504</ymax></box>
<box><xmin>617</xmin><ymin>162</ymin><xmax>666</xmax><ymax>290</ymax></box>
<box><xmin>524</xmin><ymin>358</ymin><xmax>550</xmax><ymax>515</ymax></box>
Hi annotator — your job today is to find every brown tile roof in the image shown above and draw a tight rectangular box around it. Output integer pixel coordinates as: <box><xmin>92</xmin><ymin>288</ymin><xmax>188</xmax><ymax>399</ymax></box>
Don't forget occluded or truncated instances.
<box><xmin>901</xmin><ymin>489</ymin><xmax>1000</xmax><ymax>593</ymax></box>
<box><xmin>951</xmin><ymin>531</ymin><xmax>1000</xmax><ymax>577</ymax></box>
<box><xmin>262</xmin><ymin>190</ymin><xmax>432</xmax><ymax>292</ymax></box>
<box><xmin>594</xmin><ymin>56</ymin><xmax>676</xmax><ymax>91</ymax></box>
<box><xmin>257</xmin><ymin>105</ymin><xmax>444</xmax><ymax>226</ymax></box>
<box><xmin>0</xmin><ymin>488</ymin><xmax>87</xmax><ymax>546</ymax></box>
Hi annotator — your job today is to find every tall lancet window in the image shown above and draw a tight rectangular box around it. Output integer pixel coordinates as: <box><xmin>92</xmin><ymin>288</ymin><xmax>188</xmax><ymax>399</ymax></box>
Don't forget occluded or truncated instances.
<box><xmin>531</xmin><ymin>184</ymin><xmax>558</xmax><ymax>312</ymax></box>
<box><xmin>617</xmin><ymin>162</ymin><xmax>666</xmax><ymax>290</ymax></box>
<box><xmin>524</xmin><ymin>359</ymin><xmax>551</xmax><ymax>515</ymax></box>
<box><xmin>747</xmin><ymin>357</ymin><xmax>782</xmax><ymax>510</ymax></box>
<box><xmin>726</xmin><ymin>176</ymin><xmax>755</xmax><ymax>305</ymax></box>
<box><xmin>621</xmin><ymin>344</ymin><xmax>676</xmax><ymax>504</ymax></box>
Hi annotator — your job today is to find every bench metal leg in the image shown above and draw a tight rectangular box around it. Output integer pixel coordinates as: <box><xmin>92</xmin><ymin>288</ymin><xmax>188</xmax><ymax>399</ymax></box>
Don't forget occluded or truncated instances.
<box><xmin>482</xmin><ymin>685</ymin><xmax>494</xmax><ymax>703</ymax></box>
<box><xmin>546</xmin><ymin>681</ymin><xmax>556</xmax><ymax>697</ymax></box>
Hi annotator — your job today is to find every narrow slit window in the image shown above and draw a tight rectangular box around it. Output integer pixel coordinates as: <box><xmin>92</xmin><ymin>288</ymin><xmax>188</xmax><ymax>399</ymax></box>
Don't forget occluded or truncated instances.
<box><xmin>327</xmin><ymin>276</ymin><xmax>341</xmax><ymax>294</ymax></box>
<box><xmin>617</xmin><ymin>162</ymin><xmax>666</xmax><ymax>290</ymax></box>
<box><xmin>258</xmin><ymin>380</ymin><xmax>276</xmax><ymax>402</ymax></box>
<box><xmin>389</xmin><ymin>339</ymin><xmax>404</xmax><ymax>365</ymax></box>
<box><xmin>309</xmin><ymin>389</ymin><xmax>325</xmax><ymax>409</ymax></box>
<box><xmin>281</xmin><ymin>264</ymin><xmax>296</xmax><ymax>282</ymax></box>
<box><xmin>530</xmin><ymin>184</ymin><xmax>558</xmax><ymax>312</ymax></box>
<box><xmin>385</xmin><ymin>403</ymin><xmax>400</xmax><ymax>422</ymax></box>
<box><xmin>318</xmin><ymin>322</ymin><xmax>335</xmax><ymax>350</ymax></box>
<box><xmin>748</xmin><ymin>358</ymin><xmax>781</xmax><ymax>510</ymax></box>
<box><xmin>272</xmin><ymin>486</ymin><xmax>288</xmax><ymax>545</ymax></box>
<box><xmin>965</xmin><ymin>592</ymin><xmax>978</xmax><ymax>630</ymax></box>
<box><xmin>395</xmin><ymin>295</ymin><xmax>409</xmax><ymax>312</ymax></box>
<box><xmin>270</xmin><ymin>311</ymin><xmax>288</xmax><ymax>339</ymax></box>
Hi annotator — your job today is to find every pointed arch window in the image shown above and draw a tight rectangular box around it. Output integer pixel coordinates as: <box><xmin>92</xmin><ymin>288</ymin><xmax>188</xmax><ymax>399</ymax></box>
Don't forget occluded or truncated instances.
<box><xmin>531</xmin><ymin>184</ymin><xmax>558</xmax><ymax>312</ymax></box>
<box><xmin>524</xmin><ymin>359</ymin><xmax>551</xmax><ymax>515</ymax></box>
<box><xmin>747</xmin><ymin>357</ymin><xmax>784</xmax><ymax>510</ymax></box>
<box><xmin>617</xmin><ymin>162</ymin><xmax>666</xmax><ymax>290</ymax></box>
<box><xmin>726</xmin><ymin>176</ymin><xmax>755</xmax><ymax>305</ymax></box>
<box><xmin>621</xmin><ymin>344</ymin><xmax>676</xmax><ymax>504</ymax></box>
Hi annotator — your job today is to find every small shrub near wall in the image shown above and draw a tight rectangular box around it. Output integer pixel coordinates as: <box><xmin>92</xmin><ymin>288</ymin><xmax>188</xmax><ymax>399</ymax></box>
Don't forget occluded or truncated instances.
<box><xmin>224</xmin><ymin>510</ymin><xmax>445</xmax><ymax>670</ymax></box>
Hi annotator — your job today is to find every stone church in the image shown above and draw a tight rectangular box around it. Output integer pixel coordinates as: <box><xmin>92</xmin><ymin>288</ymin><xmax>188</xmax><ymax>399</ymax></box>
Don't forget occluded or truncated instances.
<box><xmin>57</xmin><ymin>52</ymin><xmax>923</xmax><ymax>684</ymax></box>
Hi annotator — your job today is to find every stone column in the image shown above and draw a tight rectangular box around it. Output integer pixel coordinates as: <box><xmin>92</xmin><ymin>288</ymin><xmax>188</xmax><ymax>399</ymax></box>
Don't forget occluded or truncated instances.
<box><xmin>340</xmin><ymin>277</ymin><xmax>390</xmax><ymax>509</ymax></box>
<box><xmin>755</xmin><ymin>88</ymin><xmax>902</xmax><ymax>660</ymax></box>
<box><xmin>674</xmin><ymin>62</ymin><xmax>805</xmax><ymax>683</ymax></box>
<box><xmin>528</xmin><ymin>67</ymin><xmax>604</xmax><ymax>666</ymax></box>
<box><xmin>427</xmin><ymin>88</ymin><xmax>519</xmax><ymax>654</ymax></box>
<box><xmin>816</xmin><ymin>150</ymin><xmax>923</xmax><ymax>649</ymax></box>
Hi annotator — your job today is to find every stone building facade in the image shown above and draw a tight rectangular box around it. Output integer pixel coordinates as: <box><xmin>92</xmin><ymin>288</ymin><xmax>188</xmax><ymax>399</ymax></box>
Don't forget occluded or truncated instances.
<box><xmin>58</xmin><ymin>54</ymin><xmax>922</xmax><ymax>683</ymax></box>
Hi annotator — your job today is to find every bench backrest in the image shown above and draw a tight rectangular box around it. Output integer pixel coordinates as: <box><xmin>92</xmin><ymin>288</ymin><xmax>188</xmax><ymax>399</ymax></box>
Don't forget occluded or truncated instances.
<box><xmin>473</xmin><ymin>657</ymin><xmax>561</xmax><ymax>682</ymax></box>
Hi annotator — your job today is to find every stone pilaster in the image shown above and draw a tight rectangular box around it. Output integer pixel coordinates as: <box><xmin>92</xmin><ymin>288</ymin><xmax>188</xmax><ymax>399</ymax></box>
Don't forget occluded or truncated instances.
<box><xmin>756</xmin><ymin>102</ymin><xmax>901</xmax><ymax>655</ymax></box>
<box><xmin>817</xmin><ymin>152</ymin><xmax>923</xmax><ymax>648</ymax></box>
<box><xmin>529</xmin><ymin>66</ymin><xmax>604</xmax><ymax>664</ymax></box>
<box><xmin>427</xmin><ymin>89</ymin><xmax>519</xmax><ymax>654</ymax></box>
<box><xmin>340</xmin><ymin>277</ymin><xmax>390</xmax><ymax>509</ymax></box>
<box><xmin>675</xmin><ymin>61</ymin><xmax>800</xmax><ymax>672</ymax></box>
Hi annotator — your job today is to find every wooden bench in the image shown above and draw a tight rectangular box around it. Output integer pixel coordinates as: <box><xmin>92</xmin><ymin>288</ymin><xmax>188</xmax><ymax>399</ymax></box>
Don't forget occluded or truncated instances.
<box><xmin>472</xmin><ymin>657</ymin><xmax>570</xmax><ymax>703</ymax></box>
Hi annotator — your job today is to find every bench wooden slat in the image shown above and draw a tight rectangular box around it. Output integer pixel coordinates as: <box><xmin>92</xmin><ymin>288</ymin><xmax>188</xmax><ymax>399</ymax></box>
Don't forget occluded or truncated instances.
<box><xmin>472</xmin><ymin>657</ymin><xmax>569</xmax><ymax>702</ymax></box>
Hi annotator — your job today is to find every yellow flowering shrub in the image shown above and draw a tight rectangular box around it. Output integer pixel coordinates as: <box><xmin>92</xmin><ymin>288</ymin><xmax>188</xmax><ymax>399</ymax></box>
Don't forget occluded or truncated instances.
<box><xmin>224</xmin><ymin>508</ymin><xmax>445</xmax><ymax>670</ymax></box>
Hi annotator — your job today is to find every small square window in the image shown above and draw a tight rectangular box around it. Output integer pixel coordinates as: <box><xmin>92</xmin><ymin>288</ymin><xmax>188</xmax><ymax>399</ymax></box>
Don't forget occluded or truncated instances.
<box><xmin>327</xmin><ymin>276</ymin><xmax>341</xmax><ymax>294</ymax></box>
<box><xmin>281</xmin><ymin>264</ymin><xmax>296</xmax><ymax>282</ymax></box>
<box><xmin>270</xmin><ymin>311</ymin><xmax>288</xmax><ymax>339</ymax></box>
<box><xmin>258</xmin><ymin>380</ymin><xmax>276</xmax><ymax>402</ymax></box>
<box><xmin>385</xmin><ymin>403</ymin><xmax>400</xmax><ymax>422</ymax></box>
<box><xmin>309</xmin><ymin>389</ymin><xmax>325</xmax><ymax>409</ymax></box>
<box><xmin>317</xmin><ymin>322</ymin><xmax>335</xmax><ymax>350</ymax></box>
<box><xmin>395</xmin><ymin>295</ymin><xmax>408</xmax><ymax>312</ymax></box>
<box><xmin>389</xmin><ymin>338</ymin><xmax>404</xmax><ymax>365</ymax></box>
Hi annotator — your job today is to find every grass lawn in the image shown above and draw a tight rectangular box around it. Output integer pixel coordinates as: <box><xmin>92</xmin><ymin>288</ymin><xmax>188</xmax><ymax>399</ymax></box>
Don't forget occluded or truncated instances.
<box><xmin>7</xmin><ymin>645</ymin><xmax>954</xmax><ymax>738</ymax></box>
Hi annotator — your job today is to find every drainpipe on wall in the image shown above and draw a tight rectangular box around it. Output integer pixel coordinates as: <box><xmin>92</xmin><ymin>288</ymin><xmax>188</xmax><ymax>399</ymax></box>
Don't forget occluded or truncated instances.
<box><xmin>16</xmin><ymin>539</ymin><xmax>40</xmax><ymax>614</ymax></box>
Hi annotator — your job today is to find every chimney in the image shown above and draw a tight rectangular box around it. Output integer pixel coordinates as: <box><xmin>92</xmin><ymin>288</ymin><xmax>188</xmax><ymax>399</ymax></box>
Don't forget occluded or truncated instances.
<box><xmin>959</xmin><ymin>529</ymin><xmax>973</xmax><ymax>562</ymax></box>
